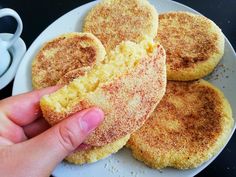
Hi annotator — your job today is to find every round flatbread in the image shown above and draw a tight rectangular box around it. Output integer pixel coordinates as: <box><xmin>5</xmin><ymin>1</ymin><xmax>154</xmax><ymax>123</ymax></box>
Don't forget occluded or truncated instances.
<box><xmin>127</xmin><ymin>80</ymin><xmax>233</xmax><ymax>169</ymax></box>
<box><xmin>32</xmin><ymin>32</ymin><xmax>106</xmax><ymax>89</ymax></box>
<box><xmin>156</xmin><ymin>12</ymin><xmax>225</xmax><ymax>81</ymax></box>
<box><xmin>83</xmin><ymin>0</ymin><xmax>158</xmax><ymax>52</ymax></box>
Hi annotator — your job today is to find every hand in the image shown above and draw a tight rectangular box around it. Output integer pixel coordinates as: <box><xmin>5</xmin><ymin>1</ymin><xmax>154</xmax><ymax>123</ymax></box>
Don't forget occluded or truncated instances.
<box><xmin>0</xmin><ymin>87</ymin><xmax>104</xmax><ymax>177</ymax></box>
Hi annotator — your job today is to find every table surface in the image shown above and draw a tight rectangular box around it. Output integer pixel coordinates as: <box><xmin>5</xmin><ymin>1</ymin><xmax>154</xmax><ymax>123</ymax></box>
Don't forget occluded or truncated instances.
<box><xmin>0</xmin><ymin>0</ymin><xmax>235</xmax><ymax>176</ymax></box>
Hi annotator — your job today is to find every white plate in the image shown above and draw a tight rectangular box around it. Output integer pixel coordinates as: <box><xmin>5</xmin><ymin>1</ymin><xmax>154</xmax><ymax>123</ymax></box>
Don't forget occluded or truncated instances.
<box><xmin>12</xmin><ymin>0</ymin><xmax>236</xmax><ymax>177</ymax></box>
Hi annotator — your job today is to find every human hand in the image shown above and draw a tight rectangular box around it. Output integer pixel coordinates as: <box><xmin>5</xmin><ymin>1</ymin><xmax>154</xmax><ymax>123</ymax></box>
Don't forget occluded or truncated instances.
<box><xmin>0</xmin><ymin>87</ymin><xmax>104</xmax><ymax>177</ymax></box>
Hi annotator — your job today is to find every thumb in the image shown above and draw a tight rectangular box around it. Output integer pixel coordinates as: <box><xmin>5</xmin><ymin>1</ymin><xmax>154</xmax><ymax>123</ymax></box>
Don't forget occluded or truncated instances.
<box><xmin>21</xmin><ymin>107</ymin><xmax>103</xmax><ymax>175</ymax></box>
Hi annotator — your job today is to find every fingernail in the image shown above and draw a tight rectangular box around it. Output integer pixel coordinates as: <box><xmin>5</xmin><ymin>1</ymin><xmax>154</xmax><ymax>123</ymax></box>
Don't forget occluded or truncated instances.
<box><xmin>79</xmin><ymin>108</ymin><xmax>104</xmax><ymax>133</ymax></box>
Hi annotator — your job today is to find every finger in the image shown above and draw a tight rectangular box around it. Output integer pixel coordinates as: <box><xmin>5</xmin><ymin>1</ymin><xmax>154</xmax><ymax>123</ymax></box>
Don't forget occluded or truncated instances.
<box><xmin>18</xmin><ymin>107</ymin><xmax>103</xmax><ymax>176</ymax></box>
<box><xmin>23</xmin><ymin>118</ymin><xmax>51</xmax><ymax>138</ymax></box>
<box><xmin>73</xmin><ymin>143</ymin><xmax>92</xmax><ymax>152</ymax></box>
<box><xmin>0</xmin><ymin>112</ymin><xmax>27</xmax><ymax>143</ymax></box>
<box><xmin>0</xmin><ymin>86</ymin><xmax>59</xmax><ymax>126</ymax></box>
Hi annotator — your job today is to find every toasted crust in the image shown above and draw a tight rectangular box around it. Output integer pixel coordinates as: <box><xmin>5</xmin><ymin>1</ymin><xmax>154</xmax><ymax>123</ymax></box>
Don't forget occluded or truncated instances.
<box><xmin>40</xmin><ymin>44</ymin><xmax>166</xmax><ymax>146</ymax></box>
<box><xmin>32</xmin><ymin>32</ymin><xmax>106</xmax><ymax>89</ymax></box>
<box><xmin>127</xmin><ymin>80</ymin><xmax>233</xmax><ymax>169</ymax></box>
<box><xmin>83</xmin><ymin>0</ymin><xmax>158</xmax><ymax>51</ymax></box>
<box><xmin>57</xmin><ymin>67</ymin><xmax>89</xmax><ymax>86</ymax></box>
<box><xmin>66</xmin><ymin>135</ymin><xmax>130</xmax><ymax>164</ymax></box>
<box><xmin>156</xmin><ymin>12</ymin><xmax>225</xmax><ymax>81</ymax></box>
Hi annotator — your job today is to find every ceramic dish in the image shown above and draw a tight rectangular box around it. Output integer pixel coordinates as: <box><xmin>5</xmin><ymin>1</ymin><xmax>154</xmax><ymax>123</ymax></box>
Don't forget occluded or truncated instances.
<box><xmin>12</xmin><ymin>0</ymin><xmax>236</xmax><ymax>176</ymax></box>
<box><xmin>0</xmin><ymin>33</ymin><xmax>26</xmax><ymax>89</ymax></box>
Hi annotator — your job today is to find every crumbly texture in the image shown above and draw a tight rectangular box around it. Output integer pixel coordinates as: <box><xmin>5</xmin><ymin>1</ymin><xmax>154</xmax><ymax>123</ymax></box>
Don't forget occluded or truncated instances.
<box><xmin>57</xmin><ymin>67</ymin><xmax>89</xmax><ymax>86</ymax></box>
<box><xmin>32</xmin><ymin>32</ymin><xmax>106</xmax><ymax>89</ymax></box>
<box><xmin>66</xmin><ymin>135</ymin><xmax>130</xmax><ymax>164</ymax></box>
<box><xmin>83</xmin><ymin>0</ymin><xmax>158</xmax><ymax>52</ymax></box>
<box><xmin>127</xmin><ymin>80</ymin><xmax>233</xmax><ymax>169</ymax></box>
<box><xmin>40</xmin><ymin>41</ymin><xmax>166</xmax><ymax>146</ymax></box>
<box><xmin>156</xmin><ymin>12</ymin><xmax>225</xmax><ymax>81</ymax></box>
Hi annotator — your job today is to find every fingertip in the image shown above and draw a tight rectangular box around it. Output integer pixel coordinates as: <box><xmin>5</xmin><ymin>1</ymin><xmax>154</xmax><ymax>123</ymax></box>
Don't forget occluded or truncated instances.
<box><xmin>79</xmin><ymin>107</ymin><xmax>104</xmax><ymax>133</ymax></box>
<box><xmin>90</xmin><ymin>107</ymin><xmax>104</xmax><ymax>121</ymax></box>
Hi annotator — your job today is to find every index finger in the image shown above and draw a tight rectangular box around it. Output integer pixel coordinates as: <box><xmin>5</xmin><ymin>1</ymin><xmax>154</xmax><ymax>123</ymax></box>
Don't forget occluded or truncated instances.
<box><xmin>0</xmin><ymin>86</ymin><xmax>59</xmax><ymax>126</ymax></box>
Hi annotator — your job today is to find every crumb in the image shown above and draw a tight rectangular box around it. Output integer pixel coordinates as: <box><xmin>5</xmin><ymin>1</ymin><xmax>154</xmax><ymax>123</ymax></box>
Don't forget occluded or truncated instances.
<box><xmin>104</xmin><ymin>163</ymin><xmax>108</xmax><ymax>168</ymax></box>
<box><xmin>159</xmin><ymin>170</ymin><xmax>163</xmax><ymax>173</ymax></box>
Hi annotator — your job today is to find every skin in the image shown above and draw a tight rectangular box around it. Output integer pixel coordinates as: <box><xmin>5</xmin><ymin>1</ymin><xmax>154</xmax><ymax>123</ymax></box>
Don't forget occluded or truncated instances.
<box><xmin>0</xmin><ymin>86</ymin><xmax>104</xmax><ymax>177</ymax></box>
